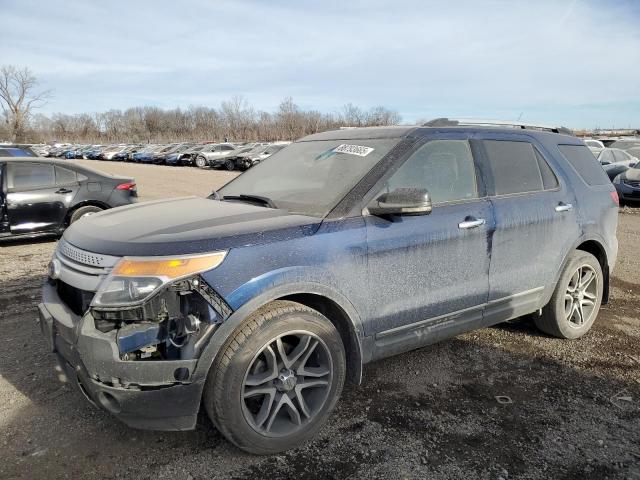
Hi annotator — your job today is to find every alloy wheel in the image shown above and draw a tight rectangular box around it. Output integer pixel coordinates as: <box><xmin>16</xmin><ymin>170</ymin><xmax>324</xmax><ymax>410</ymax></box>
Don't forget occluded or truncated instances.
<box><xmin>564</xmin><ymin>264</ymin><xmax>598</xmax><ymax>327</ymax></box>
<box><xmin>241</xmin><ymin>331</ymin><xmax>333</xmax><ymax>437</ymax></box>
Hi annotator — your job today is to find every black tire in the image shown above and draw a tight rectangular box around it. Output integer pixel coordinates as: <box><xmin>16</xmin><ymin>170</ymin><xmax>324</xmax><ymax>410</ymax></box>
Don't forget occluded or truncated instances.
<box><xmin>204</xmin><ymin>300</ymin><xmax>346</xmax><ymax>454</ymax></box>
<box><xmin>535</xmin><ymin>250</ymin><xmax>603</xmax><ymax>339</ymax></box>
<box><xmin>195</xmin><ymin>155</ymin><xmax>208</xmax><ymax>169</ymax></box>
<box><xmin>69</xmin><ymin>205</ymin><xmax>103</xmax><ymax>224</ymax></box>
<box><xmin>224</xmin><ymin>159</ymin><xmax>235</xmax><ymax>171</ymax></box>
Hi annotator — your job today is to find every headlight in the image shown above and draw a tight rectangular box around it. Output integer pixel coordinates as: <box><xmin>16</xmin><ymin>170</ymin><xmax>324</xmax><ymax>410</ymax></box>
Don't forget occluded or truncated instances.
<box><xmin>91</xmin><ymin>251</ymin><xmax>226</xmax><ymax>307</ymax></box>
<box><xmin>613</xmin><ymin>174</ymin><xmax>622</xmax><ymax>184</ymax></box>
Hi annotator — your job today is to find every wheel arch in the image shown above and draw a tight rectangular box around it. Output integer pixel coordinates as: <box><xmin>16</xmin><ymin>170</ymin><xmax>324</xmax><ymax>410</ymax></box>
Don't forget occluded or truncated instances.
<box><xmin>575</xmin><ymin>239</ymin><xmax>610</xmax><ymax>304</ymax></box>
<box><xmin>194</xmin><ymin>282</ymin><xmax>366</xmax><ymax>386</ymax></box>
<box><xmin>548</xmin><ymin>236</ymin><xmax>610</xmax><ymax>307</ymax></box>
<box><xmin>65</xmin><ymin>200</ymin><xmax>110</xmax><ymax>224</ymax></box>
<box><xmin>278</xmin><ymin>293</ymin><xmax>363</xmax><ymax>385</ymax></box>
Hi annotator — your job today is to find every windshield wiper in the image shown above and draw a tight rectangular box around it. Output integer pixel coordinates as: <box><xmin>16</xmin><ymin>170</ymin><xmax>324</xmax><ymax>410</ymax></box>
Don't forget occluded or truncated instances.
<box><xmin>222</xmin><ymin>194</ymin><xmax>278</xmax><ymax>209</ymax></box>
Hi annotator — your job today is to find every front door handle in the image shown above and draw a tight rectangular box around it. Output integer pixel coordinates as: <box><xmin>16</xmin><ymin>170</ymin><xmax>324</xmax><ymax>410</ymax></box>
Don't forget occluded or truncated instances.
<box><xmin>555</xmin><ymin>203</ymin><xmax>573</xmax><ymax>213</ymax></box>
<box><xmin>458</xmin><ymin>218</ymin><xmax>486</xmax><ymax>229</ymax></box>
<box><xmin>55</xmin><ymin>188</ymin><xmax>72</xmax><ymax>194</ymax></box>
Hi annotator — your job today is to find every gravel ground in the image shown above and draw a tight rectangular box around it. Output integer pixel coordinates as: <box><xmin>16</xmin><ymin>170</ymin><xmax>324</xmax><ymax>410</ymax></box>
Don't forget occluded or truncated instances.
<box><xmin>0</xmin><ymin>160</ymin><xmax>638</xmax><ymax>480</ymax></box>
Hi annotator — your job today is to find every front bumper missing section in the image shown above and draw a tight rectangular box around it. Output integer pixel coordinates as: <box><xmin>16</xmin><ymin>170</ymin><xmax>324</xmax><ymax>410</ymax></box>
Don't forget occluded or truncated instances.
<box><xmin>38</xmin><ymin>282</ymin><xmax>206</xmax><ymax>431</ymax></box>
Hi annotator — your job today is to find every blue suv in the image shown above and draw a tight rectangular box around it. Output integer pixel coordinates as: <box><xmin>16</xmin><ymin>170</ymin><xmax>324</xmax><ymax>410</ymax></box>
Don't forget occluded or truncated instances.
<box><xmin>38</xmin><ymin>120</ymin><xmax>618</xmax><ymax>453</ymax></box>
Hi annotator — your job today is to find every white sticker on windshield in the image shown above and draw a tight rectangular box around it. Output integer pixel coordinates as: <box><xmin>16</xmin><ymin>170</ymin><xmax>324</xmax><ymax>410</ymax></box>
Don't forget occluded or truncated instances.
<box><xmin>333</xmin><ymin>144</ymin><xmax>374</xmax><ymax>157</ymax></box>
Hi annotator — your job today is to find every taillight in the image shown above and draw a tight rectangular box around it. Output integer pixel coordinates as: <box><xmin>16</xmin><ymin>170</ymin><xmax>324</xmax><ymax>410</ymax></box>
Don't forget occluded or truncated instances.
<box><xmin>116</xmin><ymin>182</ymin><xmax>136</xmax><ymax>191</ymax></box>
<box><xmin>611</xmin><ymin>190</ymin><xmax>619</xmax><ymax>205</ymax></box>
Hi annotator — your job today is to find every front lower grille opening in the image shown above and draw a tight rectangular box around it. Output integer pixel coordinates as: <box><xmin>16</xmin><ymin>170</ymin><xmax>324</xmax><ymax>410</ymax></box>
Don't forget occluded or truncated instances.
<box><xmin>56</xmin><ymin>281</ymin><xmax>95</xmax><ymax>316</ymax></box>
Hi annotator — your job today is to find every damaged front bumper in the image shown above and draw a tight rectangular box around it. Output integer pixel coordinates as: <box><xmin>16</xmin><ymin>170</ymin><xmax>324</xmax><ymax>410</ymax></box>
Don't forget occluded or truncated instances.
<box><xmin>38</xmin><ymin>281</ymin><xmax>208</xmax><ymax>431</ymax></box>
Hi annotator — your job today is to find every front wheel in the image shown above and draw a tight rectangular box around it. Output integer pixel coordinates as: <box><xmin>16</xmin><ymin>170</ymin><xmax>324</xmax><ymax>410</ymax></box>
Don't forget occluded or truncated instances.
<box><xmin>224</xmin><ymin>159</ymin><xmax>235</xmax><ymax>171</ymax></box>
<box><xmin>195</xmin><ymin>155</ymin><xmax>208</xmax><ymax>169</ymax></box>
<box><xmin>535</xmin><ymin>250</ymin><xmax>604</xmax><ymax>339</ymax></box>
<box><xmin>204</xmin><ymin>301</ymin><xmax>346</xmax><ymax>454</ymax></box>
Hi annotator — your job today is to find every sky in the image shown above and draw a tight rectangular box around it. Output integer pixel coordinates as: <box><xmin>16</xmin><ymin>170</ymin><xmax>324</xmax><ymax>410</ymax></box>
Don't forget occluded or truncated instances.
<box><xmin>1</xmin><ymin>0</ymin><xmax>639</xmax><ymax>129</ymax></box>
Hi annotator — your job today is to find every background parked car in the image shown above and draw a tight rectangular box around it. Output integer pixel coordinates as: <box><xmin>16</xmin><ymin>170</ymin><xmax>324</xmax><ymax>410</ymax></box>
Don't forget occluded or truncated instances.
<box><xmin>166</xmin><ymin>143</ymin><xmax>206</xmax><ymax>165</ymax></box>
<box><xmin>609</xmin><ymin>139</ymin><xmax>640</xmax><ymax>159</ymax></box>
<box><xmin>597</xmin><ymin>147</ymin><xmax>638</xmax><ymax>168</ymax></box>
<box><xmin>151</xmin><ymin>143</ymin><xmax>195</xmax><ymax>165</ymax></box>
<box><xmin>208</xmin><ymin>143</ymin><xmax>266</xmax><ymax>170</ymax></box>
<box><xmin>0</xmin><ymin>145</ymin><xmax>37</xmax><ymax>157</ymax></box>
<box><xmin>112</xmin><ymin>144</ymin><xmax>142</xmax><ymax>161</ymax></box>
<box><xmin>234</xmin><ymin>142</ymin><xmax>290</xmax><ymax>170</ymax></box>
<box><xmin>0</xmin><ymin>157</ymin><xmax>137</xmax><ymax>240</ymax></box>
<box><xmin>584</xmin><ymin>139</ymin><xmax>605</xmax><ymax>156</ymax></box>
<box><xmin>612</xmin><ymin>161</ymin><xmax>640</xmax><ymax>204</ymax></box>
<box><xmin>131</xmin><ymin>145</ymin><xmax>162</xmax><ymax>163</ymax></box>
<box><xmin>193</xmin><ymin>143</ymin><xmax>236</xmax><ymax>168</ymax></box>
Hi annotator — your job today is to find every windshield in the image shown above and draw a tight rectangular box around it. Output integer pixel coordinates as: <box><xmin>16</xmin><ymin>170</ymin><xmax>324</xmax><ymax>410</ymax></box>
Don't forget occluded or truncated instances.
<box><xmin>219</xmin><ymin>138</ymin><xmax>401</xmax><ymax>217</ymax></box>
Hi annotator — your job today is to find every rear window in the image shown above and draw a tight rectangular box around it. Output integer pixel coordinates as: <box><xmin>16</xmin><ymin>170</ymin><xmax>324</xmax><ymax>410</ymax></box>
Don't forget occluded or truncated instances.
<box><xmin>483</xmin><ymin>140</ymin><xmax>545</xmax><ymax>195</ymax></box>
<box><xmin>558</xmin><ymin>145</ymin><xmax>611</xmax><ymax>186</ymax></box>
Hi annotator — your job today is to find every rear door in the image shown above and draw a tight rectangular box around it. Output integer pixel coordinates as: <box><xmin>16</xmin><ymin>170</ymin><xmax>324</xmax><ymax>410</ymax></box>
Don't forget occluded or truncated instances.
<box><xmin>476</xmin><ymin>134</ymin><xmax>580</xmax><ymax>321</ymax></box>
<box><xmin>364</xmin><ymin>133</ymin><xmax>493</xmax><ymax>357</ymax></box>
<box><xmin>5</xmin><ymin>162</ymin><xmax>70</xmax><ymax>233</ymax></box>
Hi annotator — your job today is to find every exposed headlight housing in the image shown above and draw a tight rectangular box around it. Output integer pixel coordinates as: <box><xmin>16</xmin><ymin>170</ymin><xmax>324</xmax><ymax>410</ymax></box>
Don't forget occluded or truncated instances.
<box><xmin>91</xmin><ymin>252</ymin><xmax>226</xmax><ymax>308</ymax></box>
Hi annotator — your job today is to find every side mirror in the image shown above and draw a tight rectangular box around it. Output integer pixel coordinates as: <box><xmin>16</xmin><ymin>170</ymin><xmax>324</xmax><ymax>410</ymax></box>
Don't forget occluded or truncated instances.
<box><xmin>600</xmin><ymin>160</ymin><xmax>611</xmax><ymax>166</ymax></box>
<box><xmin>368</xmin><ymin>188</ymin><xmax>432</xmax><ymax>216</ymax></box>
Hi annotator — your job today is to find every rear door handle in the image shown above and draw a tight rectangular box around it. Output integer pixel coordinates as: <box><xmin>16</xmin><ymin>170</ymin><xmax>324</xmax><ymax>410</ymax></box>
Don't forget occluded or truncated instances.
<box><xmin>55</xmin><ymin>188</ymin><xmax>72</xmax><ymax>194</ymax></box>
<box><xmin>458</xmin><ymin>218</ymin><xmax>486</xmax><ymax>229</ymax></box>
<box><xmin>555</xmin><ymin>203</ymin><xmax>573</xmax><ymax>212</ymax></box>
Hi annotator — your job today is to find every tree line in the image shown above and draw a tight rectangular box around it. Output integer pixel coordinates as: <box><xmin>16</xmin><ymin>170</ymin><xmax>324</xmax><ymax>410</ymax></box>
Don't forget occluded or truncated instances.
<box><xmin>0</xmin><ymin>65</ymin><xmax>401</xmax><ymax>144</ymax></box>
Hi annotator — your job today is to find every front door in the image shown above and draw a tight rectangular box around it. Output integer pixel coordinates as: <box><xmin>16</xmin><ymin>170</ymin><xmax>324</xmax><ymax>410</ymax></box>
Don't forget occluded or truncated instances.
<box><xmin>364</xmin><ymin>135</ymin><xmax>493</xmax><ymax>358</ymax></box>
<box><xmin>6</xmin><ymin>162</ymin><xmax>70</xmax><ymax>234</ymax></box>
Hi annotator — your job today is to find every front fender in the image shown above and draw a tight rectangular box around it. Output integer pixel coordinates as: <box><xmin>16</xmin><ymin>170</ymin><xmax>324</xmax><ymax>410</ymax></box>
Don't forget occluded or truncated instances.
<box><xmin>191</xmin><ymin>277</ymin><xmax>366</xmax><ymax>384</ymax></box>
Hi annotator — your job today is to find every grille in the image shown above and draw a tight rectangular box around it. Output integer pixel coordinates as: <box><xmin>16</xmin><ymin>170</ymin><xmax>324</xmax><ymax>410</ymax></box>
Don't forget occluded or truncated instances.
<box><xmin>58</xmin><ymin>239</ymin><xmax>109</xmax><ymax>267</ymax></box>
<box><xmin>623</xmin><ymin>179</ymin><xmax>640</xmax><ymax>188</ymax></box>
<box><xmin>53</xmin><ymin>240</ymin><xmax>120</xmax><ymax>314</ymax></box>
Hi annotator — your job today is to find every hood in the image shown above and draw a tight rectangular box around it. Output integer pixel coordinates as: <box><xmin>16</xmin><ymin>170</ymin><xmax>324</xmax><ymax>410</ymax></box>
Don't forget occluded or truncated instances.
<box><xmin>623</xmin><ymin>167</ymin><xmax>640</xmax><ymax>181</ymax></box>
<box><xmin>63</xmin><ymin>197</ymin><xmax>321</xmax><ymax>256</ymax></box>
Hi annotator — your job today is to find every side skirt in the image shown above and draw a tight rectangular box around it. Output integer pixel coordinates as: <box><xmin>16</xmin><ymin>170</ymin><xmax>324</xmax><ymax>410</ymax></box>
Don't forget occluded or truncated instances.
<box><xmin>372</xmin><ymin>287</ymin><xmax>544</xmax><ymax>361</ymax></box>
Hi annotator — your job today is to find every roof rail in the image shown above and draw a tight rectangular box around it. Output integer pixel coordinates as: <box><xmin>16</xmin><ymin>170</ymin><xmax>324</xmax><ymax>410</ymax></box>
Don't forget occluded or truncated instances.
<box><xmin>422</xmin><ymin>118</ymin><xmax>574</xmax><ymax>135</ymax></box>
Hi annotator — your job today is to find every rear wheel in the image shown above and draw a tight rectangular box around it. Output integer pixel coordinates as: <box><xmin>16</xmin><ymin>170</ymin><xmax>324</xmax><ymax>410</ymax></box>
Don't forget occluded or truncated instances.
<box><xmin>69</xmin><ymin>205</ymin><xmax>103</xmax><ymax>224</ymax></box>
<box><xmin>204</xmin><ymin>301</ymin><xmax>346</xmax><ymax>454</ymax></box>
<box><xmin>535</xmin><ymin>250</ymin><xmax>603</xmax><ymax>339</ymax></box>
<box><xmin>195</xmin><ymin>155</ymin><xmax>208</xmax><ymax>169</ymax></box>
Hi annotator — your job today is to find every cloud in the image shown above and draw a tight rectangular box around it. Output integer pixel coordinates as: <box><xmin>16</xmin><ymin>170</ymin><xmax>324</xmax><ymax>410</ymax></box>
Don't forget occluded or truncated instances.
<box><xmin>1</xmin><ymin>0</ymin><xmax>638</xmax><ymax>128</ymax></box>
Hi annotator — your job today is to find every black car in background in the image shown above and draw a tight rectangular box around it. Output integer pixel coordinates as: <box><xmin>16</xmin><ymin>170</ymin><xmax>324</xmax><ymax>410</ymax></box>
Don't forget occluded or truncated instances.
<box><xmin>0</xmin><ymin>157</ymin><xmax>137</xmax><ymax>240</ymax></box>
<box><xmin>0</xmin><ymin>145</ymin><xmax>37</xmax><ymax>157</ymax></box>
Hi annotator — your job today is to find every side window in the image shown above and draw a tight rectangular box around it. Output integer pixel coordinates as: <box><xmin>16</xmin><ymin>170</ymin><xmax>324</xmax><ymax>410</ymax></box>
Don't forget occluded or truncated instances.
<box><xmin>55</xmin><ymin>166</ymin><xmax>77</xmax><ymax>185</ymax></box>
<box><xmin>382</xmin><ymin>140</ymin><xmax>478</xmax><ymax>203</ymax></box>
<box><xmin>534</xmin><ymin>148</ymin><xmax>559</xmax><ymax>190</ymax></box>
<box><xmin>483</xmin><ymin>140</ymin><xmax>544</xmax><ymax>195</ymax></box>
<box><xmin>7</xmin><ymin>163</ymin><xmax>55</xmax><ymax>190</ymax></box>
<box><xmin>558</xmin><ymin>145</ymin><xmax>611</xmax><ymax>186</ymax></box>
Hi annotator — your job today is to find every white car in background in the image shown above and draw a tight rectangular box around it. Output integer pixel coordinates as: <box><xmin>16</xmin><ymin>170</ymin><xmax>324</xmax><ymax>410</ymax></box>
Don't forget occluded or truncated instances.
<box><xmin>193</xmin><ymin>143</ymin><xmax>237</xmax><ymax>168</ymax></box>
<box><xmin>584</xmin><ymin>139</ymin><xmax>605</xmax><ymax>156</ymax></box>
<box><xmin>597</xmin><ymin>147</ymin><xmax>638</xmax><ymax>167</ymax></box>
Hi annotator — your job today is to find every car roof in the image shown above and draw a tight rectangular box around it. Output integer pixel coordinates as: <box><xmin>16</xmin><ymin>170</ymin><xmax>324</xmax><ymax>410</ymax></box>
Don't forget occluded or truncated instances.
<box><xmin>0</xmin><ymin>156</ymin><xmax>122</xmax><ymax>178</ymax></box>
<box><xmin>299</xmin><ymin>125</ymin><xmax>581</xmax><ymax>144</ymax></box>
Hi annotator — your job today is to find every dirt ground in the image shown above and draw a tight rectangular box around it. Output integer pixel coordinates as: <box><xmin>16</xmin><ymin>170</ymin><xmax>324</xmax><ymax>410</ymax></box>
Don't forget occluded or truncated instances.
<box><xmin>0</xmin><ymin>160</ymin><xmax>638</xmax><ymax>480</ymax></box>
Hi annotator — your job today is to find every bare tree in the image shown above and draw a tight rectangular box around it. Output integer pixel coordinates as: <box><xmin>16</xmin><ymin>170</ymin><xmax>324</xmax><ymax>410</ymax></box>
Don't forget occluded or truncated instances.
<box><xmin>0</xmin><ymin>65</ymin><xmax>51</xmax><ymax>142</ymax></box>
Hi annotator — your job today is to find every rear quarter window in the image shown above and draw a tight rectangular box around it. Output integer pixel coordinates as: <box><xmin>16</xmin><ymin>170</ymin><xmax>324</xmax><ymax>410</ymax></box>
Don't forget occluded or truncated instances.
<box><xmin>557</xmin><ymin>145</ymin><xmax>610</xmax><ymax>186</ymax></box>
